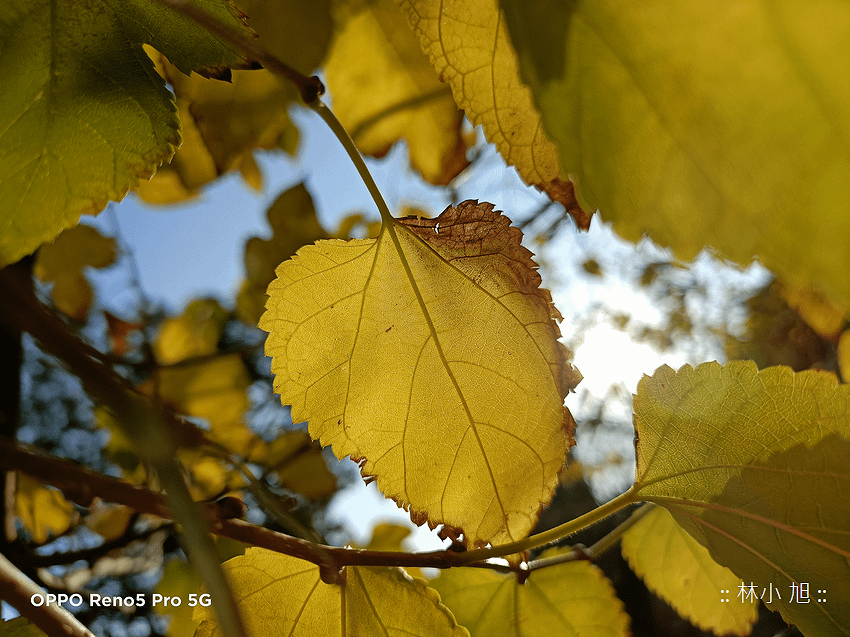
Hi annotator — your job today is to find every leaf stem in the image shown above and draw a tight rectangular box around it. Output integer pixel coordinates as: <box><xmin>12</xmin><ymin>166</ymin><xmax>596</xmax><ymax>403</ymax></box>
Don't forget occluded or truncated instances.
<box><xmin>526</xmin><ymin>502</ymin><xmax>653</xmax><ymax>570</ymax></box>
<box><xmin>452</xmin><ymin>487</ymin><xmax>639</xmax><ymax>565</ymax></box>
<box><xmin>310</xmin><ymin>100</ymin><xmax>395</xmax><ymax>225</ymax></box>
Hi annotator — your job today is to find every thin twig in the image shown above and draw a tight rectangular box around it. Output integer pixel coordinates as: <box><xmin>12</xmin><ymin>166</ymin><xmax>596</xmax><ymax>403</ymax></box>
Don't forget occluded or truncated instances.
<box><xmin>0</xmin><ymin>552</ymin><xmax>96</xmax><ymax>637</ymax></box>
<box><xmin>18</xmin><ymin>522</ymin><xmax>172</xmax><ymax>569</ymax></box>
<box><xmin>526</xmin><ymin>503</ymin><xmax>653</xmax><ymax>571</ymax></box>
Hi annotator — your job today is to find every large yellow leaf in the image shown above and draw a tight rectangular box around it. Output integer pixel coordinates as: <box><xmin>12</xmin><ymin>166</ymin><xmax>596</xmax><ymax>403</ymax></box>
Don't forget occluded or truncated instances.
<box><xmin>326</xmin><ymin>0</ymin><xmax>469</xmax><ymax>185</ymax></box>
<box><xmin>632</xmin><ymin>362</ymin><xmax>850</xmax><ymax>636</ymax></box>
<box><xmin>501</xmin><ymin>0</ymin><xmax>850</xmax><ymax>308</ymax></box>
<box><xmin>193</xmin><ymin>548</ymin><xmax>467</xmax><ymax>637</ymax></box>
<box><xmin>431</xmin><ymin>550</ymin><xmax>629</xmax><ymax>637</ymax></box>
<box><xmin>396</xmin><ymin>0</ymin><xmax>588</xmax><ymax>227</ymax></box>
<box><xmin>261</xmin><ymin>201</ymin><xmax>580</xmax><ymax>549</ymax></box>
<box><xmin>621</xmin><ymin>506</ymin><xmax>757</xmax><ymax>636</ymax></box>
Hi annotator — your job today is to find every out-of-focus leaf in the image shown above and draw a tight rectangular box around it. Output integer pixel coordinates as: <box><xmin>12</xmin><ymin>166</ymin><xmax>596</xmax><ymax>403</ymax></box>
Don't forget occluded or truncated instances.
<box><xmin>725</xmin><ymin>281</ymin><xmax>832</xmax><ymax>372</ymax></box>
<box><xmin>632</xmin><ymin>361</ymin><xmax>850</xmax><ymax>636</ymax></box>
<box><xmin>34</xmin><ymin>224</ymin><xmax>116</xmax><ymax>319</ymax></box>
<box><xmin>194</xmin><ymin>548</ymin><xmax>467</xmax><ymax>637</ymax></box>
<box><xmin>396</xmin><ymin>0</ymin><xmax>588</xmax><ymax>227</ymax></box>
<box><xmin>359</xmin><ymin>523</ymin><xmax>425</xmax><ymax>580</ymax></box>
<box><xmin>237</xmin><ymin>184</ymin><xmax>328</xmax><ymax>325</ymax></box>
<box><xmin>621</xmin><ymin>506</ymin><xmax>757</xmax><ymax>636</ymax></box>
<box><xmin>142</xmin><ymin>0</ymin><xmax>332</xmax><ymax>201</ymax></box>
<box><xmin>0</xmin><ymin>0</ymin><xmax>255</xmax><ymax>266</ymax></box>
<box><xmin>335</xmin><ymin>213</ymin><xmax>382</xmax><ymax>240</ymax></box>
<box><xmin>781</xmin><ymin>283</ymin><xmax>846</xmax><ymax>341</ymax></box>
<box><xmin>85</xmin><ymin>505</ymin><xmax>135</xmax><ymax>542</ymax></box>
<box><xmin>581</xmin><ymin>258</ymin><xmax>601</xmax><ymax>277</ymax></box>
<box><xmin>15</xmin><ymin>475</ymin><xmax>77</xmax><ymax>544</ymax></box>
<box><xmin>104</xmin><ymin>311</ymin><xmax>144</xmax><ymax>358</ymax></box>
<box><xmin>326</xmin><ymin>0</ymin><xmax>469</xmax><ymax>185</ymax></box>
<box><xmin>261</xmin><ymin>201</ymin><xmax>580</xmax><ymax>550</ymax></box>
<box><xmin>501</xmin><ymin>0</ymin><xmax>850</xmax><ymax>307</ymax></box>
<box><xmin>432</xmin><ymin>548</ymin><xmax>629</xmax><ymax>637</ymax></box>
<box><xmin>151</xmin><ymin>354</ymin><xmax>252</xmax><ymax>451</ymax></box>
<box><xmin>153</xmin><ymin>299</ymin><xmax>229</xmax><ymax>365</ymax></box>
<box><xmin>0</xmin><ymin>618</ymin><xmax>48</xmax><ymax>637</ymax></box>
<box><xmin>156</xmin><ymin>539</ymin><xmax>246</xmax><ymax>637</ymax></box>
<box><xmin>839</xmin><ymin>330</ymin><xmax>850</xmax><ymax>383</ymax></box>
<box><xmin>249</xmin><ymin>431</ymin><xmax>337</xmax><ymax>500</ymax></box>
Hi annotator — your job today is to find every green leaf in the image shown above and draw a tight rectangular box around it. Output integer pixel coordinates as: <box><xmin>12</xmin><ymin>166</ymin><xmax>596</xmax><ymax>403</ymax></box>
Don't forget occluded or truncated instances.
<box><xmin>621</xmin><ymin>506</ymin><xmax>758</xmax><ymax>636</ymax></box>
<box><xmin>194</xmin><ymin>548</ymin><xmax>468</xmax><ymax>637</ymax></box>
<box><xmin>501</xmin><ymin>0</ymin><xmax>850</xmax><ymax>308</ymax></box>
<box><xmin>431</xmin><ymin>550</ymin><xmax>629</xmax><ymax>637</ymax></box>
<box><xmin>0</xmin><ymin>0</ymin><xmax>255</xmax><ymax>267</ymax></box>
<box><xmin>261</xmin><ymin>201</ymin><xmax>581</xmax><ymax>550</ymax></box>
<box><xmin>633</xmin><ymin>361</ymin><xmax>850</xmax><ymax>636</ymax></box>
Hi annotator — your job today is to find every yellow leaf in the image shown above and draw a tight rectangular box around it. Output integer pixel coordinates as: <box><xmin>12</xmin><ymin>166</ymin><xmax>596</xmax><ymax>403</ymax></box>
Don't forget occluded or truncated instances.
<box><xmin>249</xmin><ymin>431</ymin><xmax>337</xmax><ymax>499</ymax></box>
<box><xmin>157</xmin><ymin>539</ymin><xmax>246</xmax><ymax>637</ymax></box>
<box><xmin>237</xmin><ymin>184</ymin><xmax>328</xmax><ymax>325</ymax></box>
<box><xmin>633</xmin><ymin>361</ymin><xmax>850</xmax><ymax>636</ymax></box>
<box><xmin>15</xmin><ymin>475</ymin><xmax>77</xmax><ymax>544</ymax></box>
<box><xmin>86</xmin><ymin>505</ymin><xmax>135</xmax><ymax>542</ymax></box>
<box><xmin>154</xmin><ymin>299</ymin><xmax>229</xmax><ymax>365</ymax></box>
<box><xmin>48</xmin><ymin>272</ymin><xmax>93</xmax><ymax>321</ymax></box>
<box><xmin>396</xmin><ymin>0</ymin><xmax>588</xmax><ymax>227</ymax></box>
<box><xmin>502</xmin><ymin>0</ymin><xmax>850</xmax><ymax>307</ymax></box>
<box><xmin>781</xmin><ymin>283</ymin><xmax>847</xmax><ymax>340</ymax></box>
<box><xmin>151</xmin><ymin>354</ymin><xmax>251</xmax><ymax>450</ymax></box>
<box><xmin>326</xmin><ymin>0</ymin><xmax>469</xmax><ymax>185</ymax></box>
<box><xmin>839</xmin><ymin>330</ymin><xmax>850</xmax><ymax>382</ymax></box>
<box><xmin>194</xmin><ymin>548</ymin><xmax>467</xmax><ymax>637</ymax></box>
<box><xmin>34</xmin><ymin>224</ymin><xmax>116</xmax><ymax>318</ymax></box>
<box><xmin>261</xmin><ymin>201</ymin><xmax>580</xmax><ymax>549</ymax></box>
<box><xmin>621</xmin><ymin>506</ymin><xmax>757</xmax><ymax>636</ymax></box>
<box><xmin>136</xmin><ymin>98</ymin><xmax>218</xmax><ymax>204</ymax></box>
<box><xmin>0</xmin><ymin>618</ymin><xmax>48</xmax><ymax>637</ymax></box>
<box><xmin>431</xmin><ymin>550</ymin><xmax>629</xmax><ymax>637</ymax></box>
<box><xmin>141</xmin><ymin>0</ymin><xmax>332</xmax><ymax>201</ymax></box>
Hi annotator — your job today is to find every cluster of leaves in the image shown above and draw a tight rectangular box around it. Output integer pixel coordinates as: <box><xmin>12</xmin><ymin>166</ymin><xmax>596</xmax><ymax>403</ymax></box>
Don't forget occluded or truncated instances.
<box><xmin>1</xmin><ymin>1</ymin><xmax>849</xmax><ymax>637</ymax></box>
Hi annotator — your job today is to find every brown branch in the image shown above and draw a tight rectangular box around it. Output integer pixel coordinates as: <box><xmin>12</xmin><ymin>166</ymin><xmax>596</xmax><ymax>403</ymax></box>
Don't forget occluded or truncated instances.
<box><xmin>0</xmin><ymin>439</ymin><xmax>478</xmax><ymax>572</ymax></box>
<box><xmin>157</xmin><ymin>0</ymin><xmax>324</xmax><ymax>104</ymax></box>
<box><xmin>0</xmin><ymin>552</ymin><xmax>96</xmax><ymax>637</ymax></box>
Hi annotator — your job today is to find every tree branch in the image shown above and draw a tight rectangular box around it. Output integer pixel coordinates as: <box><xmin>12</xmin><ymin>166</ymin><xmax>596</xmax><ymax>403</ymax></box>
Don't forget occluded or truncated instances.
<box><xmin>0</xmin><ymin>552</ymin><xmax>96</xmax><ymax>637</ymax></box>
<box><xmin>1</xmin><ymin>439</ymin><xmax>633</xmax><ymax>575</ymax></box>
